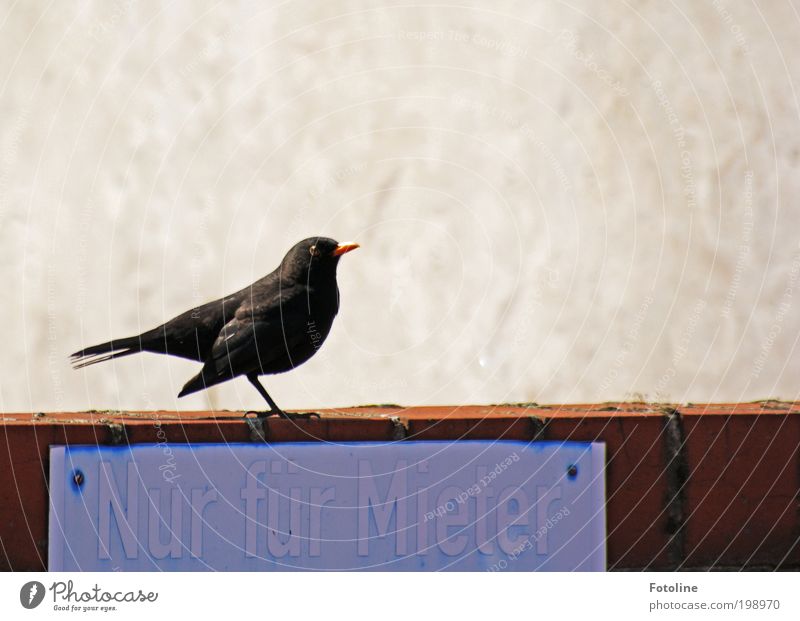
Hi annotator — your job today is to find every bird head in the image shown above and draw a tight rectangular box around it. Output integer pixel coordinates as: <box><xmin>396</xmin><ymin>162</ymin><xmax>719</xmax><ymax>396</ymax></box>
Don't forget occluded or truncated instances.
<box><xmin>280</xmin><ymin>237</ymin><xmax>359</xmax><ymax>280</ymax></box>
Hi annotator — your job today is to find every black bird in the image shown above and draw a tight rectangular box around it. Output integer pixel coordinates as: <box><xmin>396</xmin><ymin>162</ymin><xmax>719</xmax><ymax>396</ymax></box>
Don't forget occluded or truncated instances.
<box><xmin>70</xmin><ymin>237</ymin><xmax>359</xmax><ymax>417</ymax></box>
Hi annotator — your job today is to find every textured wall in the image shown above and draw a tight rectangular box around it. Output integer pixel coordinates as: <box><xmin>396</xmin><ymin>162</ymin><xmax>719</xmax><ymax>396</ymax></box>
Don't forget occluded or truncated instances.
<box><xmin>1</xmin><ymin>1</ymin><xmax>799</xmax><ymax>411</ymax></box>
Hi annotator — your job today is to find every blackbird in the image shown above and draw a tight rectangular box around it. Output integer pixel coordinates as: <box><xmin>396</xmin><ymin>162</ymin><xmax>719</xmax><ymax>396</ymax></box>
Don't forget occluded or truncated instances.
<box><xmin>70</xmin><ymin>237</ymin><xmax>359</xmax><ymax>418</ymax></box>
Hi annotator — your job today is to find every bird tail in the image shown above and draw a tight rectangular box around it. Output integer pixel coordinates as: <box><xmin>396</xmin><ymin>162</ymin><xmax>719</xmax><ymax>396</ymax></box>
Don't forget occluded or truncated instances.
<box><xmin>70</xmin><ymin>335</ymin><xmax>143</xmax><ymax>369</ymax></box>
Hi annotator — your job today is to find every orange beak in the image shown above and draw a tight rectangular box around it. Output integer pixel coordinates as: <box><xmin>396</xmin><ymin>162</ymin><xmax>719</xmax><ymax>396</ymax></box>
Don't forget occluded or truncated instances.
<box><xmin>332</xmin><ymin>242</ymin><xmax>360</xmax><ymax>257</ymax></box>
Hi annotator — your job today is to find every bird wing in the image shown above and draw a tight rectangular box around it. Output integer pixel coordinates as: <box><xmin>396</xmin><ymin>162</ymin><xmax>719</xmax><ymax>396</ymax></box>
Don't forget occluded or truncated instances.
<box><xmin>185</xmin><ymin>288</ymin><xmax>311</xmax><ymax>390</ymax></box>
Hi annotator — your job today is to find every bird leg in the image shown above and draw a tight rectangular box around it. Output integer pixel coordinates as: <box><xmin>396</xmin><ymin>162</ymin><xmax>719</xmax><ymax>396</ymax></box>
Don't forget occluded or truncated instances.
<box><xmin>246</xmin><ymin>374</ymin><xmax>284</xmax><ymax>417</ymax></box>
<box><xmin>246</xmin><ymin>374</ymin><xmax>319</xmax><ymax>420</ymax></box>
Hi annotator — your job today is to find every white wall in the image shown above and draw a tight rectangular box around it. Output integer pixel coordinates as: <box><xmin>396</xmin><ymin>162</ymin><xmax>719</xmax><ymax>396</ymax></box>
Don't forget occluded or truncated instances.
<box><xmin>1</xmin><ymin>1</ymin><xmax>799</xmax><ymax>411</ymax></box>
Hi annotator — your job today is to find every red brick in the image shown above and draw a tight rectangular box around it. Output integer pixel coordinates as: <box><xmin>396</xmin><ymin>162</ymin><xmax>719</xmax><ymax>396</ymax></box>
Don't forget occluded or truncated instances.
<box><xmin>406</xmin><ymin>417</ymin><xmax>533</xmax><ymax>440</ymax></box>
<box><xmin>682</xmin><ymin>411</ymin><xmax>800</xmax><ymax>568</ymax></box>
<box><xmin>2</xmin><ymin>405</ymin><xmax>799</xmax><ymax>571</ymax></box>
<box><xmin>544</xmin><ymin>413</ymin><xmax>673</xmax><ymax>569</ymax></box>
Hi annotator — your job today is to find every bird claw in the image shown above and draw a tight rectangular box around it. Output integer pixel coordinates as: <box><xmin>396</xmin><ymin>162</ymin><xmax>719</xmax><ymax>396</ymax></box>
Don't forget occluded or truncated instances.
<box><xmin>278</xmin><ymin>410</ymin><xmax>320</xmax><ymax>421</ymax></box>
<box><xmin>244</xmin><ymin>410</ymin><xmax>320</xmax><ymax>421</ymax></box>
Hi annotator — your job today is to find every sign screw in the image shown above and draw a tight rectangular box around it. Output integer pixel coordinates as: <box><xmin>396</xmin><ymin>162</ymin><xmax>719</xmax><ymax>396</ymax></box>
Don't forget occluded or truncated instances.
<box><xmin>73</xmin><ymin>470</ymin><xmax>84</xmax><ymax>487</ymax></box>
<box><xmin>567</xmin><ymin>464</ymin><xmax>578</xmax><ymax>479</ymax></box>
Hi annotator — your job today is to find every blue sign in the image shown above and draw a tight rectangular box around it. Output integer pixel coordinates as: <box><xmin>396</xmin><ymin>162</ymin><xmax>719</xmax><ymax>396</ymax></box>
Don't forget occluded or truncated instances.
<box><xmin>49</xmin><ymin>441</ymin><xmax>605</xmax><ymax>571</ymax></box>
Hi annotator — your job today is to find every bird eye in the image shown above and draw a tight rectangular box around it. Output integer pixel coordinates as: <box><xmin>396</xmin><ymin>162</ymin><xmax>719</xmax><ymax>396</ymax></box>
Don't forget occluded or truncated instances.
<box><xmin>309</xmin><ymin>245</ymin><xmax>320</xmax><ymax>257</ymax></box>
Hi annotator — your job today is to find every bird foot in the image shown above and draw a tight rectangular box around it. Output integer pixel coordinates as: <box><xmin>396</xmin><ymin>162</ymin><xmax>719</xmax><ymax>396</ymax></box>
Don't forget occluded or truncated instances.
<box><xmin>282</xmin><ymin>411</ymin><xmax>321</xmax><ymax>421</ymax></box>
<box><xmin>244</xmin><ymin>410</ymin><xmax>320</xmax><ymax>421</ymax></box>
